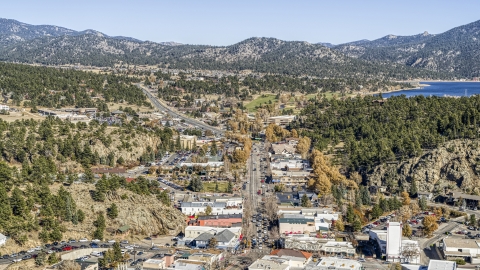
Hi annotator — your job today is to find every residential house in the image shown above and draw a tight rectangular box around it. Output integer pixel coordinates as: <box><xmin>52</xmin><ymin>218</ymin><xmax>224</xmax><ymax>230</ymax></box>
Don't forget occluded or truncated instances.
<box><xmin>418</xmin><ymin>192</ymin><xmax>433</xmax><ymax>201</ymax></box>
<box><xmin>214</xmin><ymin>229</ymin><xmax>239</xmax><ymax>250</ymax></box>
<box><xmin>284</xmin><ymin>138</ymin><xmax>299</xmax><ymax>146</ymax></box>
<box><xmin>193</xmin><ymin>232</ymin><xmax>214</xmax><ymax>248</ymax></box>
<box><xmin>271</xmin><ymin>144</ymin><xmax>297</xmax><ymax>158</ymax></box>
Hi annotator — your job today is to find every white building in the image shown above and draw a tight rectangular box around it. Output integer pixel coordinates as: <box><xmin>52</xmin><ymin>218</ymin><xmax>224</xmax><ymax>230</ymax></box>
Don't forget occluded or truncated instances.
<box><xmin>181</xmin><ymin>201</ymin><xmax>242</xmax><ymax>216</ymax></box>
<box><xmin>248</xmin><ymin>259</ymin><xmax>289</xmax><ymax>270</ymax></box>
<box><xmin>313</xmin><ymin>258</ymin><xmax>362</xmax><ymax>270</ymax></box>
<box><xmin>442</xmin><ymin>237</ymin><xmax>480</xmax><ymax>263</ymax></box>
<box><xmin>0</xmin><ymin>105</ymin><xmax>9</xmax><ymax>112</ymax></box>
<box><xmin>370</xmin><ymin>223</ymin><xmax>420</xmax><ymax>264</ymax></box>
<box><xmin>387</xmin><ymin>222</ymin><xmax>403</xmax><ymax>262</ymax></box>
<box><xmin>184</xmin><ymin>226</ymin><xmax>242</xmax><ymax>241</ymax></box>
<box><xmin>0</xmin><ymin>233</ymin><xmax>6</xmax><ymax>246</ymax></box>
<box><xmin>143</xmin><ymin>258</ymin><xmax>166</xmax><ymax>269</ymax></box>
<box><xmin>319</xmin><ymin>241</ymin><xmax>356</xmax><ymax>257</ymax></box>
<box><xmin>428</xmin><ymin>260</ymin><xmax>456</xmax><ymax>270</ymax></box>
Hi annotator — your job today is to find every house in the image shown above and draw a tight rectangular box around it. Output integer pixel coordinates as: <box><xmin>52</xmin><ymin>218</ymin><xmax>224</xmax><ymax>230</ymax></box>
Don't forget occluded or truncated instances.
<box><xmin>248</xmin><ymin>259</ymin><xmax>289</xmax><ymax>270</ymax></box>
<box><xmin>193</xmin><ymin>232</ymin><xmax>214</xmax><ymax>248</ymax></box>
<box><xmin>184</xmin><ymin>226</ymin><xmax>242</xmax><ymax>243</ymax></box>
<box><xmin>267</xmin><ymin>115</ymin><xmax>296</xmax><ymax>127</ymax></box>
<box><xmin>0</xmin><ymin>233</ymin><xmax>6</xmax><ymax>246</ymax></box>
<box><xmin>271</xmin><ymin>144</ymin><xmax>297</xmax><ymax>157</ymax></box>
<box><xmin>312</xmin><ymin>258</ymin><xmax>362</xmax><ymax>270</ymax></box>
<box><xmin>214</xmin><ymin>229</ymin><xmax>239</xmax><ymax>250</ymax></box>
<box><xmin>418</xmin><ymin>192</ymin><xmax>433</xmax><ymax>201</ymax></box>
<box><xmin>267</xmin><ymin>249</ymin><xmax>313</xmax><ymax>268</ymax></box>
<box><xmin>284</xmin><ymin>138</ymin><xmax>299</xmax><ymax>146</ymax></box>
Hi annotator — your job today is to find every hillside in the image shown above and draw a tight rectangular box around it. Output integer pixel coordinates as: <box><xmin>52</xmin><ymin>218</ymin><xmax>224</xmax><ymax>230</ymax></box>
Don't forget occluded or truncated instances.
<box><xmin>368</xmin><ymin>139</ymin><xmax>480</xmax><ymax>196</ymax></box>
<box><xmin>0</xmin><ymin>34</ymin><xmax>450</xmax><ymax>80</ymax></box>
<box><xmin>334</xmin><ymin>20</ymin><xmax>480</xmax><ymax>78</ymax></box>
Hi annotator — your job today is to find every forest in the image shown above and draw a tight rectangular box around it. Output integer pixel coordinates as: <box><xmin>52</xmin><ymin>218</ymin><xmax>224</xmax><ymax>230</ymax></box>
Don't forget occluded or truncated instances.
<box><xmin>0</xmin><ymin>116</ymin><xmax>180</xmax><ymax>247</ymax></box>
<box><xmin>290</xmin><ymin>94</ymin><xmax>480</xmax><ymax>174</ymax></box>
<box><xmin>155</xmin><ymin>71</ymin><xmax>412</xmax><ymax>102</ymax></box>
<box><xmin>0</xmin><ymin>62</ymin><xmax>150</xmax><ymax>109</ymax></box>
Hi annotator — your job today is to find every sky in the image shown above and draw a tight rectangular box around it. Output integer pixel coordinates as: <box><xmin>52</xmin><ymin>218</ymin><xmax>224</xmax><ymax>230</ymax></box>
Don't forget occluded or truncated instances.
<box><xmin>2</xmin><ymin>0</ymin><xmax>480</xmax><ymax>46</ymax></box>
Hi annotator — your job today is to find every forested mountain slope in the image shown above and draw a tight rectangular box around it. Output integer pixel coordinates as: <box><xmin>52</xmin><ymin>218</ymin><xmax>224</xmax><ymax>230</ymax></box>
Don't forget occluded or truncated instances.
<box><xmin>334</xmin><ymin>20</ymin><xmax>480</xmax><ymax>77</ymax></box>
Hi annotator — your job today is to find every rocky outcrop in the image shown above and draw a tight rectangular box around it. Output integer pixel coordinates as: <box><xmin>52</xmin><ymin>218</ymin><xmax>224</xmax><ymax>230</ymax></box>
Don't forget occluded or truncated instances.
<box><xmin>55</xmin><ymin>184</ymin><xmax>185</xmax><ymax>238</ymax></box>
<box><xmin>368</xmin><ymin>139</ymin><xmax>480</xmax><ymax>194</ymax></box>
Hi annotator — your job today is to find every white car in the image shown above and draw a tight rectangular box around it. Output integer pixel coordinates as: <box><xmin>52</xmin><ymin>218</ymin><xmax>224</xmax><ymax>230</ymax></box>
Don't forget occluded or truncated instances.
<box><xmin>108</xmin><ymin>239</ymin><xmax>116</xmax><ymax>243</ymax></box>
<box><xmin>34</xmin><ymin>246</ymin><xmax>42</xmax><ymax>251</ymax></box>
<box><xmin>91</xmin><ymin>239</ymin><xmax>101</xmax><ymax>242</ymax></box>
<box><xmin>124</xmin><ymin>245</ymin><xmax>133</xmax><ymax>250</ymax></box>
<box><xmin>79</xmin><ymin>238</ymin><xmax>88</xmax><ymax>242</ymax></box>
<box><xmin>27</xmin><ymin>248</ymin><xmax>35</xmax><ymax>253</ymax></box>
<box><xmin>47</xmin><ymin>250</ymin><xmax>54</xmax><ymax>254</ymax></box>
<box><xmin>90</xmin><ymin>252</ymin><xmax>102</xmax><ymax>257</ymax></box>
<box><xmin>13</xmin><ymin>258</ymin><xmax>22</xmax><ymax>263</ymax></box>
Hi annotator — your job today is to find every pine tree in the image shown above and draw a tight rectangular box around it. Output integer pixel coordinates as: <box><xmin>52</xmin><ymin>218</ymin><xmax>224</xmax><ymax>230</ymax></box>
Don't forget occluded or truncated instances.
<box><xmin>107</xmin><ymin>203</ymin><xmax>119</xmax><ymax>219</ymax></box>
<box><xmin>77</xmin><ymin>209</ymin><xmax>85</xmax><ymax>223</ymax></box>
<box><xmin>346</xmin><ymin>204</ymin><xmax>355</xmax><ymax>223</ymax></box>
<box><xmin>301</xmin><ymin>194</ymin><xmax>312</xmax><ymax>207</ymax></box>
<box><xmin>372</xmin><ymin>204</ymin><xmax>383</xmax><ymax>219</ymax></box>
<box><xmin>353</xmin><ymin>216</ymin><xmax>362</xmax><ymax>232</ymax></box>
<box><xmin>227</xmin><ymin>181</ymin><xmax>233</xmax><ymax>194</ymax></box>
<box><xmin>419</xmin><ymin>197</ymin><xmax>428</xmax><ymax>211</ymax></box>
<box><xmin>10</xmin><ymin>187</ymin><xmax>26</xmax><ymax>216</ymax></box>
<box><xmin>409</xmin><ymin>178</ymin><xmax>418</xmax><ymax>197</ymax></box>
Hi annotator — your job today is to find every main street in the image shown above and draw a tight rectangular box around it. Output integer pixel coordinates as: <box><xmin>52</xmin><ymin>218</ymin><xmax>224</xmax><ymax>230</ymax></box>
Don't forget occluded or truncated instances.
<box><xmin>135</xmin><ymin>84</ymin><xmax>225</xmax><ymax>136</ymax></box>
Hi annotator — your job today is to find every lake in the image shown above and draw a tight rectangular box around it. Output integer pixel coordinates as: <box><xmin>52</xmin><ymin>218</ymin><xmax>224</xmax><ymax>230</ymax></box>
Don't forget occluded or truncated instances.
<box><xmin>380</xmin><ymin>82</ymin><xmax>480</xmax><ymax>98</ymax></box>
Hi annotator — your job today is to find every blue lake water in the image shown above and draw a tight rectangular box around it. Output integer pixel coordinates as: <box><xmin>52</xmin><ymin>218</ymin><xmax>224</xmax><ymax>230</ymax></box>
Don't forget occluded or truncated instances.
<box><xmin>381</xmin><ymin>82</ymin><xmax>480</xmax><ymax>98</ymax></box>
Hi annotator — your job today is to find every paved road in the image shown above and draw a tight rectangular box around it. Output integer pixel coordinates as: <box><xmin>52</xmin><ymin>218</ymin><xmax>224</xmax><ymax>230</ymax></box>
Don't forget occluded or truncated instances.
<box><xmin>419</xmin><ymin>218</ymin><xmax>461</xmax><ymax>265</ymax></box>
<box><xmin>136</xmin><ymin>84</ymin><xmax>225</xmax><ymax>136</ymax></box>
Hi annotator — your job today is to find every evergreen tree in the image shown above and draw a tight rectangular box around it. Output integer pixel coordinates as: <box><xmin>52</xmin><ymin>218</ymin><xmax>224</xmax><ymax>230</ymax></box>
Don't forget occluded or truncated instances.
<box><xmin>10</xmin><ymin>187</ymin><xmax>26</xmax><ymax>216</ymax></box>
<box><xmin>419</xmin><ymin>197</ymin><xmax>428</xmax><ymax>211</ymax></box>
<box><xmin>77</xmin><ymin>209</ymin><xmax>85</xmax><ymax>223</ymax></box>
<box><xmin>353</xmin><ymin>216</ymin><xmax>362</xmax><ymax>232</ymax></box>
<box><xmin>409</xmin><ymin>178</ymin><xmax>418</xmax><ymax>197</ymax></box>
<box><xmin>227</xmin><ymin>181</ymin><xmax>233</xmax><ymax>194</ymax></box>
<box><xmin>346</xmin><ymin>204</ymin><xmax>355</xmax><ymax>223</ymax></box>
<box><xmin>372</xmin><ymin>204</ymin><xmax>383</xmax><ymax>219</ymax></box>
<box><xmin>0</xmin><ymin>183</ymin><xmax>12</xmax><ymax>227</ymax></box>
<box><xmin>210</xmin><ymin>140</ymin><xmax>218</xmax><ymax>156</ymax></box>
<box><xmin>360</xmin><ymin>186</ymin><xmax>371</xmax><ymax>205</ymax></box>
<box><xmin>355</xmin><ymin>190</ymin><xmax>362</xmax><ymax>208</ymax></box>
<box><xmin>107</xmin><ymin>203</ymin><xmax>119</xmax><ymax>219</ymax></box>
<box><xmin>93</xmin><ymin>212</ymin><xmax>106</xmax><ymax>240</ymax></box>
<box><xmin>157</xmin><ymin>190</ymin><xmax>171</xmax><ymax>206</ymax></box>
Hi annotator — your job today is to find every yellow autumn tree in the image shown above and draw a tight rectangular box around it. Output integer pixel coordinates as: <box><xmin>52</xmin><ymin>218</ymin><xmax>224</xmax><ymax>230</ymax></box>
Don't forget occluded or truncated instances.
<box><xmin>291</xmin><ymin>129</ymin><xmax>299</xmax><ymax>138</ymax></box>
<box><xmin>308</xmin><ymin>149</ymin><xmax>357</xmax><ymax>196</ymax></box>
<box><xmin>423</xmin><ymin>215</ymin><xmax>439</xmax><ymax>237</ymax></box>
<box><xmin>401</xmin><ymin>191</ymin><xmax>411</xmax><ymax>205</ymax></box>
<box><xmin>296</xmin><ymin>136</ymin><xmax>311</xmax><ymax>159</ymax></box>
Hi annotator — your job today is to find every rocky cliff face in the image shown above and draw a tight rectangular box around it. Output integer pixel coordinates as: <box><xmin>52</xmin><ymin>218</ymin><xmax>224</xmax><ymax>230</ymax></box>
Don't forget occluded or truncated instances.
<box><xmin>58</xmin><ymin>184</ymin><xmax>186</xmax><ymax>238</ymax></box>
<box><xmin>368</xmin><ymin>139</ymin><xmax>480</xmax><ymax>194</ymax></box>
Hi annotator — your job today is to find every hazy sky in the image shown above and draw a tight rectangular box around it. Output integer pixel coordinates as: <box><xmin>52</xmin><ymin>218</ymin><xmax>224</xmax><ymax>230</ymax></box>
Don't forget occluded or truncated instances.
<box><xmin>2</xmin><ymin>0</ymin><xmax>479</xmax><ymax>46</ymax></box>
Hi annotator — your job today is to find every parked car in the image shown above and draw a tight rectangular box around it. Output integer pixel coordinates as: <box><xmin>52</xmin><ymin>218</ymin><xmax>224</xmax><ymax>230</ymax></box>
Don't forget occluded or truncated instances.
<box><xmin>79</xmin><ymin>238</ymin><xmax>88</xmax><ymax>242</ymax></box>
<box><xmin>108</xmin><ymin>240</ymin><xmax>116</xmax><ymax>243</ymax></box>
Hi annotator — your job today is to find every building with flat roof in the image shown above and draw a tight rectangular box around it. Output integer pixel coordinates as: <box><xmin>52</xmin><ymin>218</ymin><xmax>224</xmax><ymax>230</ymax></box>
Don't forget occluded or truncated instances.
<box><xmin>319</xmin><ymin>241</ymin><xmax>356</xmax><ymax>258</ymax></box>
<box><xmin>442</xmin><ymin>237</ymin><xmax>480</xmax><ymax>261</ymax></box>
<box><xmin>248</xmin><ymin>259</ymin><xmax>290</xmax><ymax>270</ymax></box>
<box><xmin>312</xmin><ymin>257</ymin><xmax>362</xmax><ymax>270</ymax></box>
<box><xmin>428</xmin><ymin>260</ymin><xmax>456</xmax><ymax>270</ymax></box>
<box><xmin>143</xmin><ymin>258</ymin><xmax>166</xmax><ymax>269</ymax></box>
<box><xmin>387</xmin><ymin>222</ymin><xmax>402</xmax><ymax>262</ymax></box>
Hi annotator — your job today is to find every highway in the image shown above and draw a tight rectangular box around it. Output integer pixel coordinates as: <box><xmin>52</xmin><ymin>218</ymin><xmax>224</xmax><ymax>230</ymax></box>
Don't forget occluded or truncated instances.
<box><xmin>135</xmin><ymin>84</ymin><xmax>225</xmax><ymax>136</ymax></box>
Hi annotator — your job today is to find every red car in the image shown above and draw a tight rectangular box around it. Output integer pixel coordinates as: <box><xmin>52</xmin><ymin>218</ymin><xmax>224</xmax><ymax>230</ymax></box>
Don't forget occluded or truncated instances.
<box><xmin>62</xmin><ymin>246</ymin><xmax>72</xmax><ymax>251</ymax></box>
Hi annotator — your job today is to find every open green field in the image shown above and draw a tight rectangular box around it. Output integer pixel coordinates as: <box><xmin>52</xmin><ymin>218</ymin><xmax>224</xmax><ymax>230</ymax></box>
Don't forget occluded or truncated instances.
<box><xmin>202</xmin><ymin>181</ymin><xmax>229</xmax><ymax>192</ymax></box>
<box><xmin>245</xmin><ymin>95</ymin><xmax>277</xmax><ymax>112</ymax></box>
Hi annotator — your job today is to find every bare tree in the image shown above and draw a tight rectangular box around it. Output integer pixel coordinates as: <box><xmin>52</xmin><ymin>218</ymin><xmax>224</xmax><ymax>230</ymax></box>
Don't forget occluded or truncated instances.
<box><xmin>264</xmin><ymin>195</ymin><xmax>279</xmax><ymax>222</ymax></box>
<box><xmin>401</xmin><ymin>242</ymin><xmax>420</xmax><ymax>263</ymax></box>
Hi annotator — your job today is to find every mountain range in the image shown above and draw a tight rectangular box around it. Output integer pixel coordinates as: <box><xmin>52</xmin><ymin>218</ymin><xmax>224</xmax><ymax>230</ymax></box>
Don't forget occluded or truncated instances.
<box><xmin>0</xmin><ymin>18</ymin><xmax>479</xmax><ymax>78</ymax></box>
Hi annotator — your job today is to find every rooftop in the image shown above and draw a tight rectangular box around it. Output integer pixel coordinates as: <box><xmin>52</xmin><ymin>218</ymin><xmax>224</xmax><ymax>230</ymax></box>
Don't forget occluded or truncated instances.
<box><xmin>428</xmin><ymin>260</ymin><xmax>456</xmax><ymax>270</ymax></box>
<box><xmin>316</xmin><ymin>258</ymin><xmax>361</xmax><ymax>270</ymax></box>
<box><xmin>443</xmin><ymin>237</ymin><xmax>480</xmax><ymax>248</ymax></box>
<box><xmin>248</xmin><ymin>259</ymin><xmax>289</xmax><ymax>270</ymax></box>
<box><xmin>270</xmin><ymin>249</ymin><xmax>313</xmax><ymax>259</ymax></box>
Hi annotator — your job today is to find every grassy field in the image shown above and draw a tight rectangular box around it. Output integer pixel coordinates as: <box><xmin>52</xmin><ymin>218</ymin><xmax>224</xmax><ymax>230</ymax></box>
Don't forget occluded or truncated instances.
<box><xmin>203</xmin><ymin>181</ymin><xmax>229</xmax><ymax>192</ymax></box>
<box><xmin>245</xmin><ymin>94</ymin><xmax>277</xmax><ymax>112</ymax></box>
